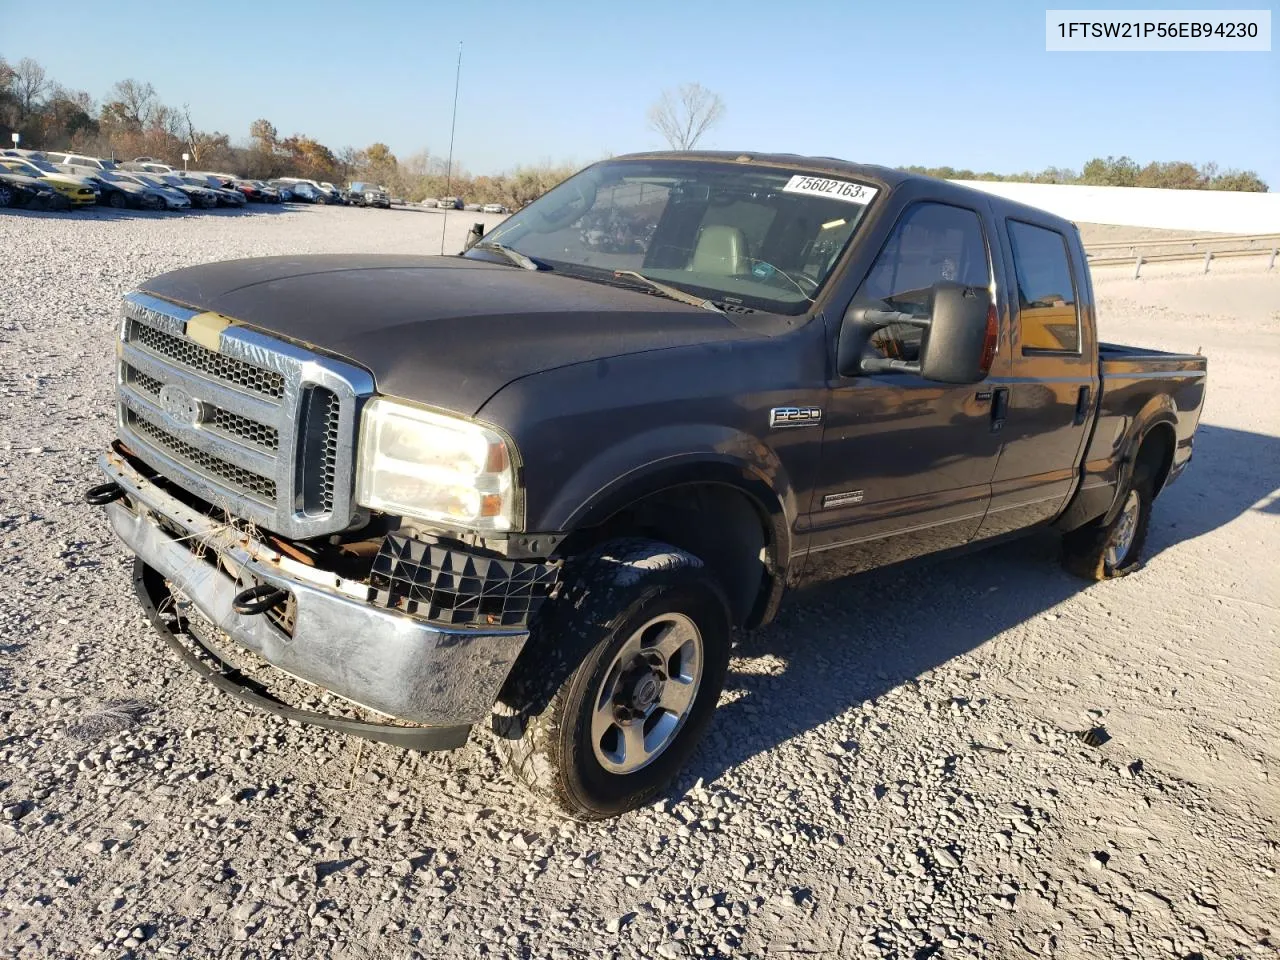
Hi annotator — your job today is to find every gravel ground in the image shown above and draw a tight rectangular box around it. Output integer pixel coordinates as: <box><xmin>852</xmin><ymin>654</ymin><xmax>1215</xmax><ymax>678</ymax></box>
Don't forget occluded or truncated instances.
<box><xmin>0</xmin><ymin>205</ymin><xmax>1276</xmax><ymax>960</ymax></box>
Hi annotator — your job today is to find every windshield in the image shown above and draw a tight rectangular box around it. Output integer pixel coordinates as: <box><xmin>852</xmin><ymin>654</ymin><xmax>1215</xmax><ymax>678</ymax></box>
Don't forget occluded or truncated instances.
<box><xmin>1</xmin><ymin>160</ymin><xmax>42</xmax><ymax>178</ymax></box>
<box><xmin>470</xmin><ymin>158</ymin><xmax>879</xmax><ymax>314</ymax></box>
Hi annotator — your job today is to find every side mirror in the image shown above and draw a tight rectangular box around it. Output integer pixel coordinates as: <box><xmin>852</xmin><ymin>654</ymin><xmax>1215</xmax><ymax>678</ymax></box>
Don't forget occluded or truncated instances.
<box><xmin>838</xmin><ymin>281</ymin><xmax>995</xmax><ymax>384</ymax></box>
<box><xmin>462</xmin><ymin>222</ymin><xmax>485</xmax><ymax>252</ymax></box>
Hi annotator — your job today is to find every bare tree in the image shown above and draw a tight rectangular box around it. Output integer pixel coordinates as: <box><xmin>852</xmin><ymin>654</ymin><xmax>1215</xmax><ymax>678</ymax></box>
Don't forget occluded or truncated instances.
<box><xmin>181</xmin><ymin>103</ymin><xmax>204</xmax><ymax>161</ymax></box>
<box><xmin>647</xmin><ymin>83</ymin><xmax>725</xmax><ymax>151</ymax></box>
<box><xmin>12</xmin><ymin>57</ymin><xmax>49</xmax><ymax>120</ymax></box>
<box><xmin>248</xmin><ymin>118</ymin><xmax>278</xmax><ymax>150</ymax></box>
<box><xmin>103</xmin><ymin>78</ymin><xmax>158</xmax><ymax>128</ymax></box>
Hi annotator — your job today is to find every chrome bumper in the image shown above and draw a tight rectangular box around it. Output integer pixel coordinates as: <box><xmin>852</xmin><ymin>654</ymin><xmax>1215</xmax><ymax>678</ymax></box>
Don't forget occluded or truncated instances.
<box><xmin>99</xmin><ymin>450</ymin><xmax>529</xmax><ymax>734</ymax></box>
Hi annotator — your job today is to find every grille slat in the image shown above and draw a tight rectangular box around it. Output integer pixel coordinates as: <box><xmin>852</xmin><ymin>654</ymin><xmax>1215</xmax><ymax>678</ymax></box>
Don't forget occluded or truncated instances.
<box><xmin>125</xmin><ymin>408</ymin><xmax>277</xmax><ymax>502</ymax></box>
<box><xmin>128</xmin><ymin>319</ymin><xmax>285</xmax><ymax>399</ymax></box>
<box><xmin>209</xmin><ymin>408</ymin><xmax>280</xmax><ymax>452</ymax></box>
<box><xmin>123</xmin><ymin>362</ymin><xmax>279</xmax><ymax>453</ymax></box>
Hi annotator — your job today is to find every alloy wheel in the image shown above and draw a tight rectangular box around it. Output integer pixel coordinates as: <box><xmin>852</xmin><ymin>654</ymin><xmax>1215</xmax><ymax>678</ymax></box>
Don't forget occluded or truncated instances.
<box><xmin>590</xmin><ymin>612</ymin><xmax>704</xmax><ymax>774</ymax></box>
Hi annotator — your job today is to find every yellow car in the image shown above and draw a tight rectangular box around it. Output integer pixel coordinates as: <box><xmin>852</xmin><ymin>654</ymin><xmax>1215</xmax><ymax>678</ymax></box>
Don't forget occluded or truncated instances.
<box><xmin>0</xmin><ymin>158</ymin><xmax>98</xmax><ymax>207</ymax></box>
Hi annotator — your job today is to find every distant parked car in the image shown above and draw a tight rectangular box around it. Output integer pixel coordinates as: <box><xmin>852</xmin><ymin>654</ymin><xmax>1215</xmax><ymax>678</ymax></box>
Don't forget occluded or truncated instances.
<box><xmin>420</xmin><ymin>198</ymin><xmax>438</xmax><ymax>208</ymax></box>
<box><xmin>123</xmin><ymin>158</ymin><xmax>179</xmax><ymax>175</ymax></box>
<box><xmin>266</xmin><ymin>180</ymin><xmax>297</xmax><ymax>201</ymax></box>
<box><xmin>86</xmin><ymin>170</ymin><xmax>166</xmax><ymax>209</ymax></box>
<box><xmin>348</xmin><ymin>182</ymin><xmax>391</xmax><ymax>209</ymax></box>
<box><xmin>250</xmin><ymin>180</ymin><xmax>282</xmax><ymax>203</ymax></box>
<box><xmin>438</xmin><ymin>196</ymin><xmax>462</xmax><ymax>210</ymax></box>
<box><xmin>152</xmin><ymin>173</ymin><xmax>220</xmax><ymax>209</ymax></box>
<box><xmin>115</xmin><ymin>172</ymin><xmax>191</xmax><ymax>210</ymax></box>
<box><xmin>0</xmin><ymin>157</ymin><xmax>98</xmax><ymax>207</ymax></box>
<box><xmin>229</xmin><ymin>179</ymin><xmax>270</xmax><ymax>202</ymax></box>
<box><xmin>3</xmin><ymin>154</ymin><xmax>104</xmax><ymax>200</ymax></box>
<box><xmin>282</xmin><ymin>181</ymin><xmax>327</xmax><ymax>203</ymax></box>
<box><xmin>175</xmin><ymin>173</ymin><xmax>246</xmax><ymax>207</ymax></box>
<box><xmin>481</xmin><ymin>203</ymin><xmax>507</xmax><ymax>214</ymax></box>
<box><xmin>0</xmin><ymin>169</ymin><xmax>64</xmax><ymax>209</ymax></box>
<box><xmin>46</xmin><ymin>152</ymin><xmax>119</xmax><ymax>175</ymax></box>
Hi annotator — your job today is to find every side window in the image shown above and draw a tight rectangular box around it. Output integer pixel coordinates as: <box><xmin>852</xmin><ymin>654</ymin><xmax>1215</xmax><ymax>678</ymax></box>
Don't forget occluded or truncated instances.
<box><xmin>1007</xmin><ymin>220</ymin><xmax>1080</xmax><ymax>353</ymax></box>
<box><xmin>856</xmin><ymin>202</ymin><xmax>990</xmax><ymax>362</ymax></box>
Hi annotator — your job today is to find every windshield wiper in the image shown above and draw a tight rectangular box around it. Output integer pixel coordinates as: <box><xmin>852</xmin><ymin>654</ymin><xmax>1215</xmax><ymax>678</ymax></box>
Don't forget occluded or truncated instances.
<box><xmin>612</xmin><ymin>270</ymin><xmax>724</xmax><ymax>314</ymax></box>
<box><xmin>473</xmin><ymin>241</ymin><xmax>540</xmax><ymax>271</ymax></box>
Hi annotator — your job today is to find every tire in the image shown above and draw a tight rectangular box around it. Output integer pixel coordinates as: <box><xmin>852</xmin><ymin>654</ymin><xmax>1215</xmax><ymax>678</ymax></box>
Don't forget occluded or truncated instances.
<box><xmin>1062</xmin><ymin>474</ymin><xmax>1154</xmax><ymax>580</ymax></box>
<box><xmin>492</xmin><ymin>538</ymin><xmax>731</xmax><ymax>819</ymax></box>
<box><xmin>108</xmin><ymin>190</ymin><xmax>127</xmax><ymax>209</ymax></box>
<box><xmin>0</xmin><ymin>184</ymin><xmax>13</xmax><ymax>208</ymax></box>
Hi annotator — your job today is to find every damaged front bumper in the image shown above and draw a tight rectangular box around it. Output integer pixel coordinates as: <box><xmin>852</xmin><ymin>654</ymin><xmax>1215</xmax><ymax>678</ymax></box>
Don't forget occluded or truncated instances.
<box><xmin>97</xmin><ymin>450</ymin><xmax>534</xmax><ymax>750</ymax></box>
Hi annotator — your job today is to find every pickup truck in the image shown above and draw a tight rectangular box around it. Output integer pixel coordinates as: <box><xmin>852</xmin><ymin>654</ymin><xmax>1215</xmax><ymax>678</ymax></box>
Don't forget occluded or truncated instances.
<box><xmin>88</xmin><ymin>152</ymin><xmax>1206</xmax><ymax>819</ymax></box>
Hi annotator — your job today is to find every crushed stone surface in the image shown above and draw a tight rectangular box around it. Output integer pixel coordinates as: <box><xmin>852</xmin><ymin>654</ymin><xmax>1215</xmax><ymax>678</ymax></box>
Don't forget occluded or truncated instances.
<box><xmin>0</xmin><ymin>205</ymin><xmax>1276</xmax><ymax>959</ymax></box>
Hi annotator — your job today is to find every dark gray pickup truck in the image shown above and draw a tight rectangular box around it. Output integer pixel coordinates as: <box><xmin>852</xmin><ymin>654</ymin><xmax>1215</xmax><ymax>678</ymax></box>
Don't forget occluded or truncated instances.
<box><xmin>89</xmin><ymin>152</ymin><xmax>1206</xmax><ymax>818</ymax></box>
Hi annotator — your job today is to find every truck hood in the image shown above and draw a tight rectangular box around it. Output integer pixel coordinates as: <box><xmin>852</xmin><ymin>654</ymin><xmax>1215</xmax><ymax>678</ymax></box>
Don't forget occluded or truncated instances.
<box><xmin>140</xmin><ymin>254</ymin><xmax>757</xmax><ymax>414</ymax></box>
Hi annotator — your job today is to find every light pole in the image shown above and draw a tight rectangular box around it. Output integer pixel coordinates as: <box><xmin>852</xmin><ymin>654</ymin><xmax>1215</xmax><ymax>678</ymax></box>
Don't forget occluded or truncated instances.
<box><xmin>182</xmin><ymin>152</ymin><xmax>190</xmax><ymax>171</ymax></box>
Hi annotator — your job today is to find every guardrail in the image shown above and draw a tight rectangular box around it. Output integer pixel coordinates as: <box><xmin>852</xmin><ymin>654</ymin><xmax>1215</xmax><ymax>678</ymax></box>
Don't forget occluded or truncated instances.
<box><xmin>1086</xmin><ymin>232</ymin><xmax>1280</xmax><ymax>252</ymax></box>
<box><xmin>1085</xmin><ymin>233</ymin><xmax>1280</xmax><ymax>278</ymax></box>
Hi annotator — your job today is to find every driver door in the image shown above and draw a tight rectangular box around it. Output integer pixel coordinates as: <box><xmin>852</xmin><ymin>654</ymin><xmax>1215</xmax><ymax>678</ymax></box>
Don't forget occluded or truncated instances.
<box><xmin>803</xmin><ymin>201</ymin><xmax>1007</xmax><ymax>582</ymax></box>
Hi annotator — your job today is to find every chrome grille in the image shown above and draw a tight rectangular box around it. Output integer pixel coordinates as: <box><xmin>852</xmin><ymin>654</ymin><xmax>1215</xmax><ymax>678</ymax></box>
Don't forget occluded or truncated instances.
<box><xmin>116</xmin><ymin>291</ymin><xmax>373</xmax><ymax>538</ymax></box>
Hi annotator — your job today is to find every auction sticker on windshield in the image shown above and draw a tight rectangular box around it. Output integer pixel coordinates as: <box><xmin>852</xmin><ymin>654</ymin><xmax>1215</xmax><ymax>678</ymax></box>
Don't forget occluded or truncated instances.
<box><xmin>782</xmin><ymin>175</ymin><xmax>878</xmax><ymax>205</ymax></box>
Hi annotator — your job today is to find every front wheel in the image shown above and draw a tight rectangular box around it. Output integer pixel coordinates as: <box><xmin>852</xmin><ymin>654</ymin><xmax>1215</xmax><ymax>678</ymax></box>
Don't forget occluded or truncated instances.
<box><xmin>492</xmin><ymin>539</ymin><xmax>731</xmax><ymax>819</ymax></box>
<box><xmin>108</xmin><ymin>190</ymin><xmax>127</xmax><ymax>209</ymax></box>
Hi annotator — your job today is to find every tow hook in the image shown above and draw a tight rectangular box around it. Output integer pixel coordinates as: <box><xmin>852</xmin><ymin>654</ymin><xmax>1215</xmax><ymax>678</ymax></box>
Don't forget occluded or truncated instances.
<box><xmin>232</xmin><ymin>584</ymin><xmax>289</xmax><ymax>616</ymax></box>
<box><xmin>85</xmin><ymin>481</ymin><xmax>126</xmax><ymax>505</ymax></box>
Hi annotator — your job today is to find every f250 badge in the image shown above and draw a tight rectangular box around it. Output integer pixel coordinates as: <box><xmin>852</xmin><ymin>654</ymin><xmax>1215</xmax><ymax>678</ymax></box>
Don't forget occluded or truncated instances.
<box><xmin>769</xmin><ymin>406</ymin><xmax>823</xmax><ymax>429</ymax></box>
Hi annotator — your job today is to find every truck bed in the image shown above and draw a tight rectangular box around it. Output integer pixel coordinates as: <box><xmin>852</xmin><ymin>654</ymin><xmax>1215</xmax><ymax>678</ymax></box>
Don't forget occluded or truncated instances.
<box><xmin>1099</xmin><ymin>342</ymin><xmax>1207</xmax><ymax>376</ymax></box>
<box><xmin>1064</xmin><ymin>343</ymin><xmax>1207</xmax><ymax>531</ymax></box>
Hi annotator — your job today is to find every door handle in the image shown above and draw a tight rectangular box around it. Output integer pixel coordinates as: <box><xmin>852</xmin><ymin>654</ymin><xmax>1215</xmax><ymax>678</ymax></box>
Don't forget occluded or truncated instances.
<box><xmin>1074</xmin><ymin>385</ymin><xmax>1091</xmax><ymax>425</ymax></box>
<box><xmin>991</xmin><ymin>387</ymin><xmax>1009</xmax><ymax>433</ymax></box>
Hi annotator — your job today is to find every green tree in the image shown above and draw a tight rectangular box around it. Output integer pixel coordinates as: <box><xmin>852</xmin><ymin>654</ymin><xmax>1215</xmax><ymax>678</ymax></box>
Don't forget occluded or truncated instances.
<box><xmin>1080</xmin><ymin>156</ymin><xmax>1139</xmax><ymax>186</ymax></box>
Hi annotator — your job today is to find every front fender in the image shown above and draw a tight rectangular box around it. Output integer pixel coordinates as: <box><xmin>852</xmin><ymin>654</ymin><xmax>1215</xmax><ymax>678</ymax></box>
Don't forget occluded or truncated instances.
<box><xmin>548</xmin><ymin>425</ymin><xmax>798</xmax><ymax>548</ymax></box>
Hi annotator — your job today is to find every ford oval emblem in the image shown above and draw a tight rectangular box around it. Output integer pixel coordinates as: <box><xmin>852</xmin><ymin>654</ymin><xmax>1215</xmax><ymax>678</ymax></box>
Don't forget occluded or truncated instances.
<box><xmin>158</xmin><ymin>384</ymin><xmax>206</xmax><ymax>429</ymax></box>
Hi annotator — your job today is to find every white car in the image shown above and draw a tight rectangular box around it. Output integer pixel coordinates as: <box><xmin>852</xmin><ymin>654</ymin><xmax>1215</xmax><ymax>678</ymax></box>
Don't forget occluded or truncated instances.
<box><xmin>420</xmin><ymin>198</ymin><xmax>438</xmax><ymax>208</ymax></box>
<box><xmin>46</xmin><ymin>152</ymin><xmax>119</xmax><ymax>175</ymax></box>
<box><xmin>482</xmin><ymin>203</ymin><xmax>506</xmax><ymax>214</ymax></box>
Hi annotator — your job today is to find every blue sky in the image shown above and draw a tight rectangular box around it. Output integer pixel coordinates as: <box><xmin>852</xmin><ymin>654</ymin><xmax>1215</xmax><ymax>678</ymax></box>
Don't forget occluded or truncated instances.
<box><xmin>4</xmin><ymin>0</ymin><xmax>1276</xmax><ymax>185</ymax></box>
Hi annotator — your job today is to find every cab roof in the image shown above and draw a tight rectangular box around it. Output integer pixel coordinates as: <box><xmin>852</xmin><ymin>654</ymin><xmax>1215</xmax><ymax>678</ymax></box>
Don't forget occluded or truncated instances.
<box><xmin>611</xmin><ymin>150</ymin><xmax>1080</xmax><ymax>236</ymax></box>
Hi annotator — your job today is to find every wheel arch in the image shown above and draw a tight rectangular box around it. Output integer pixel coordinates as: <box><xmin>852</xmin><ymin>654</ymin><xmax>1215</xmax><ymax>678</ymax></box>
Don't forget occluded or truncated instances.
<box><xmin>1105</xmin><ymin>403</ymin><xmax>1179</xmax><ymax>525</ymax></box>
<box><xmin>554</xmin><ymin>457</ymin><xmax>792</xmax><ymax>630</ymax></box>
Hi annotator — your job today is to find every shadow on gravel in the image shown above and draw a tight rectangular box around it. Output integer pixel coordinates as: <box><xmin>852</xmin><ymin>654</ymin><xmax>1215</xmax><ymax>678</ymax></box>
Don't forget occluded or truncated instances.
<box><xmin>684</xmin><ymin>422</ymin><xmax>1280</xmax><ymax>788</ymax></box>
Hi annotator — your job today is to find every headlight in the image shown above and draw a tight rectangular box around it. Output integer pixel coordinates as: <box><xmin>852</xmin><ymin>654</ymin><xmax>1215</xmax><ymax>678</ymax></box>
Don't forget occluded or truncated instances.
<box><xmin>355</xmin><ymin>398</ymin><xmax>517</xmax><ymax>532</ymax></box>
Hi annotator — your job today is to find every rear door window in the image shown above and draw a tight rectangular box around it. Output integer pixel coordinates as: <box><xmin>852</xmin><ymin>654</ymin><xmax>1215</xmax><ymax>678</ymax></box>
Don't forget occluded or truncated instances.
<box><xmin>1007</xmin><ymin>220</ymin><xmax>1080</xmax><ymax>353</ymax></box>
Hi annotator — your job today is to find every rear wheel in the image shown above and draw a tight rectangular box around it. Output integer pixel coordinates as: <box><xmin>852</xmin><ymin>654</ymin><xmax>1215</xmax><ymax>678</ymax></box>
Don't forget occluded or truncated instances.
<box><xmin>1063</xmin><ymin>476</ymin><xmax>1153</xmax><ymax>579</ymax></box>
<box><xmin>493</xmin><ymin>539</ymin><xmax>731</xmax><ymax>819</ymax></box>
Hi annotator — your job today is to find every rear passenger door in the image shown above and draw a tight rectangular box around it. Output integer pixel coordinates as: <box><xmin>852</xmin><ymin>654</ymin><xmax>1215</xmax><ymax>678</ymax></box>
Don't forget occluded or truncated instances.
<box><xmin>977</xmin><ymin>219</ymin><xmax>1097</xmax><ymax>539</ymax></box>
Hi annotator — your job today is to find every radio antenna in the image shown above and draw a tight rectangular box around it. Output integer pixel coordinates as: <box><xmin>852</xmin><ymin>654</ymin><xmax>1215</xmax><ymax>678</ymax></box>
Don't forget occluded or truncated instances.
<box><xmin>440</xmin><ymin>41</ymin><xmax>462</xmax><ymax>255</ymax></box>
